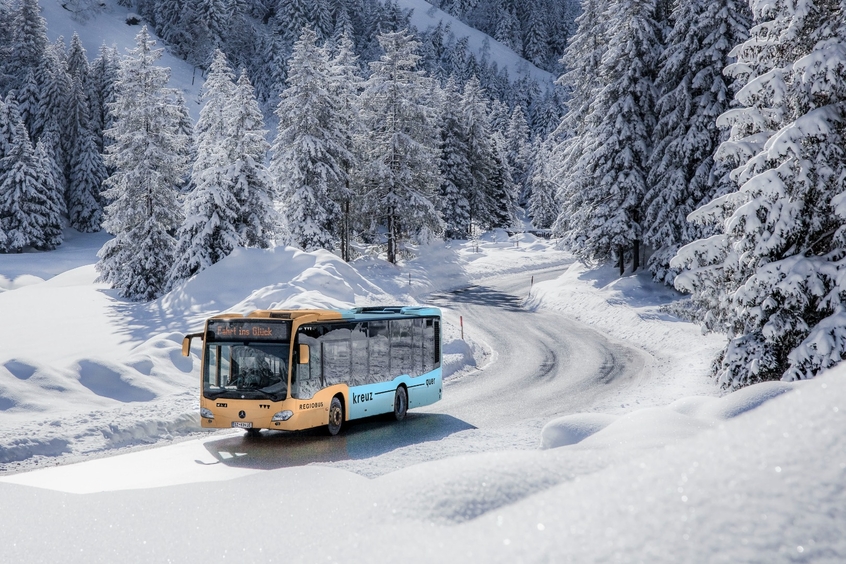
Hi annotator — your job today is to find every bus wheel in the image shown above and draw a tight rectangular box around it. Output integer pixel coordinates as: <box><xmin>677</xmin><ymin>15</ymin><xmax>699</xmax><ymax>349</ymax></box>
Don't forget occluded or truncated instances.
<box><xmin>328</xmin><ymin>396</ymin><xmax>344</xmax><ymax>436</ymax></box>
<box><xmin>393</xmin><ymin>386</ymin><xmax>408</xmax><ymax>421</ymax></box>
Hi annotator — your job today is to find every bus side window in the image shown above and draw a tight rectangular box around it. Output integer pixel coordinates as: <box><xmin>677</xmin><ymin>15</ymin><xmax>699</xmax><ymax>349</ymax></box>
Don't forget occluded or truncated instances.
<box><xmin>412</xmin><ymin>318</ymin><xmax>423</xmax><ymax>377</ymax></box>
<box><xmin>322</xmin><ymin>325</ymin><xmax>352</xmax><ymax>386</ymax></box>
<box><xmin>423</xmin><ymin>319</ymin><xmax>435</xmax><ymax>373</ymax></box>
<box><xmin>351</xmin><ymin>323</ymin><xmax>369</xmax><ymax>387</ymax></box>
<box><xmin>391</xmin><ymin>319</ymin><xmax>413</xmax><ymax>376</ymax></box>
<box><xmin>294</xmin><ymin>331</ymin><xmax>321</xmax><ymax>399</ymax></box>
<box><xmin>368</xmin><ymin>321</ymin><xmax>390</xmax><ymax>384</ymax></box>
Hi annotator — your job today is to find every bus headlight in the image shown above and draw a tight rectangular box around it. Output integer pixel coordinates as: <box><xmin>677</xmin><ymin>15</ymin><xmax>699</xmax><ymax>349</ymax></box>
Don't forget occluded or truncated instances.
<box><xmin>200</xmin><ymin>407</ymin><xmax>214</xmax><ymax>419</ymax></box>
<box><xmin>272</xmin><ymin>410</ymin><xmax>293</xmax><ymax>422</ymax></box>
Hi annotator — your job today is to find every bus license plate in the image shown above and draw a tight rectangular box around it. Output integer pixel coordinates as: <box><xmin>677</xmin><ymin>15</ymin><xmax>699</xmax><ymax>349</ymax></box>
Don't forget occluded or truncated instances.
<box><xmin>231</xmin><ymin>421</ymin><xmax>253</xmax><ymax>428</ymax></box>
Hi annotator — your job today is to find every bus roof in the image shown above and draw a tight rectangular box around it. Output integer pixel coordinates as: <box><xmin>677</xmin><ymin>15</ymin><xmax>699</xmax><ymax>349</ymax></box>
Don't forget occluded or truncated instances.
<box><xmin>212</xmin><ymin>306</ymin><xmax>441</xmax><ymax>323</ymax></box>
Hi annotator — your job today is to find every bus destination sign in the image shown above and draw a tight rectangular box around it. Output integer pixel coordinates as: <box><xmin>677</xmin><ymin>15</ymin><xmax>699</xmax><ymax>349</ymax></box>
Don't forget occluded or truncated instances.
<box><xmin>208</xmin><ymin>319</ymin><xmax>290</xmax><ymax>341</ymax></box>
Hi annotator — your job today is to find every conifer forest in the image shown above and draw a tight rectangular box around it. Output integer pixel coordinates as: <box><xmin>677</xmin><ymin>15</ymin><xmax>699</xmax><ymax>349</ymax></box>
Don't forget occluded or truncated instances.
<box><xmin>2</xmin><ymin>0</ymin><xmax>846</xmax><ymax>391</ymax></box>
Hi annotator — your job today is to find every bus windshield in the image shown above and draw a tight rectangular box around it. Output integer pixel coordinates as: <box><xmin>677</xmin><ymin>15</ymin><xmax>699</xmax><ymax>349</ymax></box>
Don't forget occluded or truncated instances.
<box><xmin>203</xmin><ymin>343</ymin><xmax>289</xmax><ymax>401</ymax></box>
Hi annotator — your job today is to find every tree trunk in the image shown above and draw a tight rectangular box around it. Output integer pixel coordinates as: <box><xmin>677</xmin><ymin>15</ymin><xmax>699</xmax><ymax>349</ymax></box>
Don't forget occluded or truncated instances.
<box><xmin>387</xmin><ymin>213</ymin><xmax>395</xmax><ymax>264</ymax></box>
<box><xmin>618</xmin><ymin>246</ymin><xmax>625</xmax><ymax>276</ymax></box>
<box><xmin>633</xmin><ymin>239</ymin><xmax>640</xmax><ymax>272</ymax></box>
<box><xmin>342</xmin><ymin>199</ymin><xmax>350</xmax><ymax>262</ymax></box>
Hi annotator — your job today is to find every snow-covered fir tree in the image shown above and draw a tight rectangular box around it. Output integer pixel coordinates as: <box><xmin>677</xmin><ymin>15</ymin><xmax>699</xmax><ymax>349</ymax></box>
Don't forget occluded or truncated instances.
<box><xmin>32</xmin><ymin>137</ymin><xmax>65</xmax><ymax>249</ymax></box>
<box><xmin>88</xmin><ymin>45</ymin><xmax>120</xmax><ymax>153</ymax></box>
<box><xmin>505</xmin><ymin>103</ymin><xmax>531</xmax><ymax>203</ymax></box>
<box><xmin>673</xmin><ymin>0</ymin><xmax>846</xmax><ymax>388</ymax></box>
<box><xmin>460</xmin><ymin>75</ymin><xmax>499</xmax><ymax>230</ymax></box>
<box><xmin>228</xmin><ymin>69</ymin><xmax>277</xmax><ymax>251</ymax></box>
<box><xmin>15</xmin><ymin>69</ymin><xmax>40</xmax><ymax>139</ymax></box>
<box><xmin>438</xmin><ymin>76</ymin><xmax>472</xmax><ymax>240</ymax></box>
<box><xmin>0</xmin><ymin>109</ymin><xmax>53</xmax><ymax>252</ymax></box>
<box><xmin>66</xmin><ymin>76</ymin><xmax>106</xmax><ymax>232</ymax></box>
<box><xmin>556</xmin><ymin>0</ymin><xmax>661</xmax><ymax>275</ymax></box>
<box><xmin>170</xmin><ymin>49</ymin><xmax>241</xmax><ymax>286</ymax></box>
<box><xmin>4</xmin><ymin>0</ymin><xmax>49</xmax><ymax>92</ymax></box>
<box><xmin>527</xmin><ymin>139</ymin><xmax>558</xmax><ymax>229</ymax></box>
<box><xmin>356</xmin><ymin>29</ymin><xmax>442</xmax><ymax>263</ymax></box>
<box><xmin>33</xmin><ymin>43</ymin><xmax>72</xmax><ymax>191</ymax></box>
<box><xmin>271</xmin><ymin>27</ymin><xmax>350</xmax><ymax>252</ymax></box>
<box><xmin>643</xmin><ymin>0</ymin><xmax>750</xmax><ymax>285</ymax></box>
<box><xmin>552</xmin><ymin>0</ymin><xmax>610</xmax><ymax>245</ymax></box>
<box><xmin>97</xmin><ymin>27</ymin><xmax>190</xmax><ymax>301</ymax></box>
<box><xmin>487</xmin><ymin>130</ymin><xmax>518</xmax><ymax>229</ymax></box>
<box><xmin>325</xmin><ymin>32</ymin><xmax>362</xmax><ymax>260</ymax></box>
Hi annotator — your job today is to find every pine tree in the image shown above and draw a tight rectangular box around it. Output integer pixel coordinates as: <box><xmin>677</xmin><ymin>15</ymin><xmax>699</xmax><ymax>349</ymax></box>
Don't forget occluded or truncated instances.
<box><xmin>271</xmin><ymin>28</ymin><xmax>350</xmax><ymax>252</ymax></box>
<box><xmin>88</xmin><ymin>45</ymin><xmax>119</xmax><ymax>154</ymax></box>
<box><xmin>16</xmin><ymin>69</ymin><xmax>40</xmax><ymax>139</ymax></box>
<box><xmin>527</xmin><ymin>139</ymin><xmax>558</xmax><ymax>229</ymax></box>
<box><xmin>643</xmin><ymin>0</ymin><xmax>750</xmax><ymax>285</ymax></box>
<box><xmin>6</xmin><ymin>0</ymin><xmax>49</xmax><ymax>91</ymax></box>
<box><xmin>326</xmin><ymin>32</ymin><xmax>362</xmax><ymax>260</ymax></box>
<box><xmin>505</xmin><ymin>103</ymin><xmax>531</xmax><ymax>203</ymax></box>
<box><xmin>356</xmin><ymin>29</ymin><xmax>442</xmax><ymax>263</ymax></box>
<box><xmin>438</xmin><ymin>77</ymin><xmax>472</xmax><ymax>240</ymax></box>
<box><xmin>460</xmin><ymin>75</ymin><xmax>498</xmax><ymax>230</ymax></box>
<box><xmin>0</xmin><ymin>112</ymin><xmax>45</xmax><ymax>252</ymax></box>
<box><xmin>66</xmin><ymin>77</ymin><xmax>105</xmax><ymax>231</ymax></box>
<box><xmin>33</xmin><ymin>137</ymin><xmax>65</xmax><ymax>249</ymax></box>
<box><xmin>522</xmin><ymin>0</ymin><xmax>550</xmax><ymax>68</ymax></box>
<box><xmin>66</xmin><ymin>33</ymin><xmax>89</xmax><ymax>87</ymax></box>
<box><xmin>229</xmin><ymin>70</ymin><xmax>276</xmax><ymax>249</ymax></box>
<box><xmin>557</xmin><ymin>0</ymin><xmax>661</xmax><ymax>275</ymax></box>
<box><xmin>552</xmin><ymin>0</ymin><xmax>609</xmax><ymax>243</ymax></box>
<box><xmin>97</xmin><ymin>27</ymin><xmax>189</xmax><ymax>301</ymax></box>
<box><xmin>169</xmin><ymin>50</ymin><xmax>240</xmax><ymax>283</ymax></box>
<box><xmin>673</xmin><ymin>0</ymin><xmax>846</xmax><ymax>388</ymax></box>
<box><xmin>488</xmin><ymin>130</ymin><xmax>519</xmax><ymax>229</ymax></box>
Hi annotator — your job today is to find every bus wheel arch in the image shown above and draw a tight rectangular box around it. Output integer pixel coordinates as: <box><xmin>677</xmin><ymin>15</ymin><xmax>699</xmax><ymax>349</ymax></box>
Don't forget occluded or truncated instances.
<box><xmin>328</xmin><ymin>394</ymin><xmax>345</xmax><ymax>436</ymax></box>
<box><xmin>393</xmin><ymin>384</ymin><xmax>408</xmax><ymax>421</ymax></box>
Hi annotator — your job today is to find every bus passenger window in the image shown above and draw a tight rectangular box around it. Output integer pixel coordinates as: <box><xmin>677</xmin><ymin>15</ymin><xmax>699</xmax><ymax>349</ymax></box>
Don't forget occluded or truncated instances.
<box><xmin>323</xmin><ymin>339</ymin><xmax>351</xmax><ymax>386</ymax></box>
<box><xmin>351</xmin><ymin>323</ymin><xmax>369</xmax><ymax>386</ymax></box>
<box><xmin>293</xmin><ymin>333</ymin><xmax>321</xmax><ymax>399</ymax></box>
<box><xmin>391</xmin><ymin>319</ymin><xmax>413</xmax><ymax>376</ymax></box>
<box><xmin>368</xmin><ymin>321</ymin><xmax>390</xmax><ymax>383</ymax></box>
<box><xmin>423</xmin><ymin>319</ymin><xmax>435</xmax><ymax>373</ymax></box>
<box><xmin>412</xmin><ymin>318</ymin><xmax>424</xmax><ymax>377</ymax></box>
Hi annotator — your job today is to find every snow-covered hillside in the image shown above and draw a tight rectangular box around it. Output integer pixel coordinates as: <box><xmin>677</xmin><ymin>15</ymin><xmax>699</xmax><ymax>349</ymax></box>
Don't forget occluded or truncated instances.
<box><xmin>1</xmin><ymin>231</ymin><xmax>844</xmax><ymax>562</ymax></box>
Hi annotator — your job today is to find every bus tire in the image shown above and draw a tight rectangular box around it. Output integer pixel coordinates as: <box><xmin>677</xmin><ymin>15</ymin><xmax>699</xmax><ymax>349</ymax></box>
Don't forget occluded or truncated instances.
<box><xmin>328</xmin><ymin>396</ymin><xmax>344</xmax><ymax>436</ymax></box>
<box><xmin>393</xmin><ymin>385</ymin><xmax>408</xmax><ymax>421</ymax></box>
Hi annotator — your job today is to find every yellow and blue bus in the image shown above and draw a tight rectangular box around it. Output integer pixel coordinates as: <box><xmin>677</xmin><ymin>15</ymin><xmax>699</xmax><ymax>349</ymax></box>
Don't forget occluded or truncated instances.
<box><xmin>182</xmin><ymin>306</ymin><xmax>442</xmax><ymax>436</ymax></box>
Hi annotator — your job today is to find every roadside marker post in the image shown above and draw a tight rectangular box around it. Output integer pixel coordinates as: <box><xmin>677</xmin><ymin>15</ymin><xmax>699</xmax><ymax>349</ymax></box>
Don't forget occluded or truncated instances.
<box><xmin>460</xmin><ymin>316</ymin><xmax>464</xmax><ymax>340</ymax></box>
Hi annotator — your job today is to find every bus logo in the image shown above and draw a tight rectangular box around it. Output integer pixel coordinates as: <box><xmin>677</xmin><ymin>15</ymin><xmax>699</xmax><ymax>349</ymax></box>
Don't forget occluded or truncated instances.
<box><xmin>352</xmin><ymin>392</ymin><xmax>373</xmax><ymax>404</ymax></box>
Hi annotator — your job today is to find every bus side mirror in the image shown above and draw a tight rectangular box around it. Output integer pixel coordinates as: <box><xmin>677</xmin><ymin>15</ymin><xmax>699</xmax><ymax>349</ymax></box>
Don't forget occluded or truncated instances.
<box><xmin>182</xmin><ymin>333</ymin><xmax>203</xmax><ymax>357</ymax></box>
<box><xmin>298</xmin><ymin>344</ymin><xmax>310</xmax><ymax>365</ymax></box>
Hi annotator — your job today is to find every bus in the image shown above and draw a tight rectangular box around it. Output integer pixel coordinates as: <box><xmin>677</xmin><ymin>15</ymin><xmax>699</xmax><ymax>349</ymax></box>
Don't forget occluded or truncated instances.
<box><xmin>182</xmin><ymin>306</ymin><xmax>442</xmax><ymax>436</ymax></box>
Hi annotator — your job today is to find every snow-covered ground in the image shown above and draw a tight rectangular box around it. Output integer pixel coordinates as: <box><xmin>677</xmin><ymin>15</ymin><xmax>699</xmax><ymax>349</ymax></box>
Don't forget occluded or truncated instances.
<box><xmin>1</xmin><ymin>231</ymin><xmax>844</xmax><ymax>562</ymax></box>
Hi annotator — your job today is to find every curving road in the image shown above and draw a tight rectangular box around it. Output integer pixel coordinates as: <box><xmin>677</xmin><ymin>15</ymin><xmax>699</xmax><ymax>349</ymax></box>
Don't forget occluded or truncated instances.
<box><xmin>427</xmin><ymin>267</ymin><xmax>647</xmax><ymax>428</ymax></box>
<box><xmin>196</xmin><ymin>265</ymin><xmax>650</xmax><ymax>478</ymax></box>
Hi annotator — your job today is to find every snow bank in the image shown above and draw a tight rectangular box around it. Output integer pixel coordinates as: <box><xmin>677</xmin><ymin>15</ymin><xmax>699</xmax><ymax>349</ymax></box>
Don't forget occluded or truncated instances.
<box><xmin>3</xmin><ymin>367</ymin><xmax>841</xmax><ymax>562</ymax></box>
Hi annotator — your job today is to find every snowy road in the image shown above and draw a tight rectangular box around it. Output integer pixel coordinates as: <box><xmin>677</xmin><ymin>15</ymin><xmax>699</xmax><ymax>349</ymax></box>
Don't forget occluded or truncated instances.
<box><xmin>193</xmin><ymin>266</ymin><xmax>650</xmax><ymax>480</ymax></box>
<box><xmin>429</xmin><ymin>268</ymin><xmax>646</xmax><ymax>428</ymax></box>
